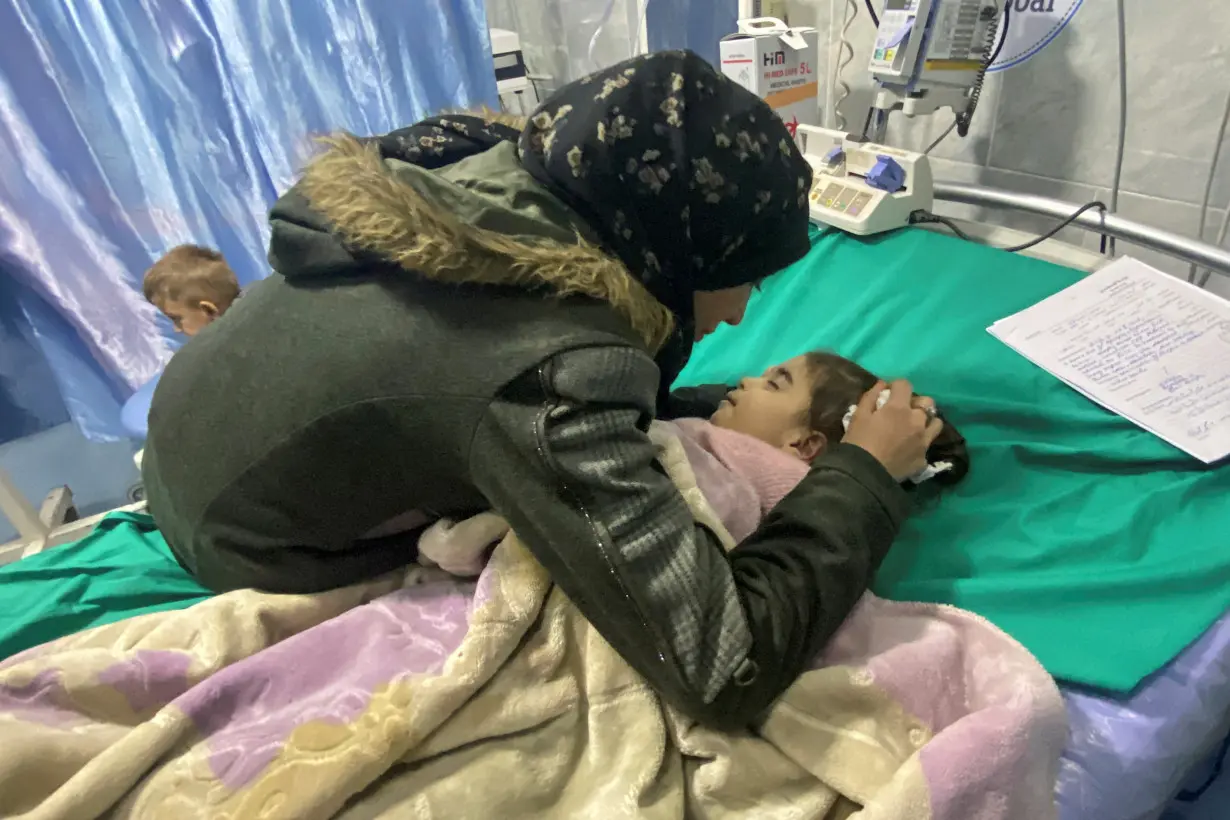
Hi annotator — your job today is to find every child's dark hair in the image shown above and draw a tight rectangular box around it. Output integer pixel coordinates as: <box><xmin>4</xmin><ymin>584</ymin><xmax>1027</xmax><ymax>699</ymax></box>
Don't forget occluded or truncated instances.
<box><xmin>802</xmin><ymin>351</ymin><xmax>970</xmax><ymax>486</ymax></box>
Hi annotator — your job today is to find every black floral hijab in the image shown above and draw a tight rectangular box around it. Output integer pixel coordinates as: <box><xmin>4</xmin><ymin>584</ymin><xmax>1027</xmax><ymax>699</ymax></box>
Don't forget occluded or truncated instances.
<box><xmin>370</xmin><ymin>115</ymin><xmax>521</xmax><ymax>168</ymax></box>
<box><xmin>359</xmin><ymin>51</ymin><xmax>813</xmax><ymax>326</ymax></box>
<box><xmin>518</xmin><ymin>50</ymin><xmax>814</xmax><ymax>323</ymax></box>
<box><xmin>337</xmin><ymin>51</ymin><xmax>813</xmax><ymax>393</ymax></box>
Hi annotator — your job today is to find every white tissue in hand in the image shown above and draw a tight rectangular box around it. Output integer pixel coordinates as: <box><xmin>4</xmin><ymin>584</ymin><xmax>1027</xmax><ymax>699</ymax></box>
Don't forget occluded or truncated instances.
<box><xmin>842</xmin><ymin>389</ymin><xmax>952</xmax><ymax>485</ymax></box>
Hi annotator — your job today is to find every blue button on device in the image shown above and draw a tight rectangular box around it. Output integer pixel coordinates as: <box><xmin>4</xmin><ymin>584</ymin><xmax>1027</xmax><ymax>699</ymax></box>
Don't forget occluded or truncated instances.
<box><xmin>866</xmin><ymin>155</ymin><xmax>906</xmax><ymax>193</ymax></box>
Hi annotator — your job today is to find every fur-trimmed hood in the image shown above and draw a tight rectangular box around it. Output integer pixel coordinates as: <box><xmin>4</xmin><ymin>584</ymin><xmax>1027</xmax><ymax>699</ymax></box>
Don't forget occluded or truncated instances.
<box><xmin>270</xmin><ymin>134</ymin><xmax>675</xmax><ymax>352</ymax></box>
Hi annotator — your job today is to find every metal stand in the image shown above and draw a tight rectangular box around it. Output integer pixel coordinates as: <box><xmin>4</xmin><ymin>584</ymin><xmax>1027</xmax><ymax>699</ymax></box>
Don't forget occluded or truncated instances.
<box><xmin>0</xmin><ymin>468</ymin><xmax>106</xmax><ymax>564</ymax></box>
<box><xmin>0</xmin><ymin>468</ymin><xmax>48</xmax><ymax>545</ymax></box>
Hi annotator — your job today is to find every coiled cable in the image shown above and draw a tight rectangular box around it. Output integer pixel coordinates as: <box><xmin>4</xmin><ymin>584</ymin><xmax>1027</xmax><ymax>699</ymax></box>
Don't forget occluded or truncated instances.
<box><xmin>832</xmin><ymin>0</ymin><xmax>860</xmax><ymax>130</ymax></box>
<box><xmin>956</xmin><ymin>4</ymin><xmax>1007</xmax><ymax>138</ymax></box>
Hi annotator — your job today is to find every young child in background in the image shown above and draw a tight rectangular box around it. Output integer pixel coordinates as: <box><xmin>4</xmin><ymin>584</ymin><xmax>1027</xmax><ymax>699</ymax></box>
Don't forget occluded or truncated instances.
<box><xmin>142</xmin><ymin>245</ymin><xmax>241</xmax><ymax>336</ymax></box>
<box><xmin>417</xmin><ymin>351</ymin><xmax>969</xmax><ymax>575</ymax></box>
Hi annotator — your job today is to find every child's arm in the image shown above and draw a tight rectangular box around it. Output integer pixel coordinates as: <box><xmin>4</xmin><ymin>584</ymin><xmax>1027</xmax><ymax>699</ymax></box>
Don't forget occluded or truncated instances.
<box><xmin>417</xmin><ymin>513</ymin><xmax>509</xmax><ymax>577</ymax></box>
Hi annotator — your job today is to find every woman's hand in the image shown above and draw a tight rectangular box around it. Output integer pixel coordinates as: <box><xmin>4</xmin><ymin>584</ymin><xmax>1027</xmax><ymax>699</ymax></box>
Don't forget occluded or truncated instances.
<box><xmin>842</xmin><ymin>380</ymin><xmax>944</xmax><ymax>481</ymax></box>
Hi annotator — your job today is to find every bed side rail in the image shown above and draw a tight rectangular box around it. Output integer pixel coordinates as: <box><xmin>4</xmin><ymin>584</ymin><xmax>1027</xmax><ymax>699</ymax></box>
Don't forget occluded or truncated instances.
<box><xmin>935</xmin><ymin>182</ymin><xmax>1230</xmax><ymax>281</ymax></box>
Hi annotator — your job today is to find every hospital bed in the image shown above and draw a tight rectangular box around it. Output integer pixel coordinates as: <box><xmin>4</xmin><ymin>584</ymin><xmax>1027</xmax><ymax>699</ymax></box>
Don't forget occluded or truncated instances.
<box><xmin>776</xmin><ymin>6</ymin><xmax>1230</xmax><ymax>812</ymax></box>
<box><xmin>2</xmin><ymin>209</ymin><xmax>1229</xmax><ymax>820</ymax></box>
<box><xmin>913</xmin><ymin>200</ymin><xmax>1230</xmax><ymax>820</ymax></box>
<box><xmin>672</xmin><ymin>208</ymin><xmax>1230</xmax><ymax>820</ymax></box>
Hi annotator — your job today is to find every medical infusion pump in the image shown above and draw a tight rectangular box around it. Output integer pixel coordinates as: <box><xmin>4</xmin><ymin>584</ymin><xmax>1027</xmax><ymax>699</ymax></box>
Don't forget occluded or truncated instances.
<box><xmin>868</xmin><ymin>0</ymin><xmax>1002</xmax><ymax>125</ymax></box>
<box><xmin>795</xmin><ymin>125</ymin><xmax>935</xmax><ymax>236</ymax></box>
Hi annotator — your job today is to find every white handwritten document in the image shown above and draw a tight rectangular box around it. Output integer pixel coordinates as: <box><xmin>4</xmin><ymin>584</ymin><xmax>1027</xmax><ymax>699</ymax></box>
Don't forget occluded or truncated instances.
<box><xmin>988</xmin><ymin>257</ymin><xmax>1230</xmax><ymax>464</ymax></box>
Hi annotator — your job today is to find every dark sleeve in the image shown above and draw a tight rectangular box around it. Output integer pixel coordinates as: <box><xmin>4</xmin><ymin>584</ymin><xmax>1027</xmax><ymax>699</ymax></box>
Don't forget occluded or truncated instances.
<box><xmin>658</xmin><ymin>383</ymin><xmax>732</xmax><ymax>421</ymax></box>
<box><xmin>651</xmin><ymin>325</ymin><xmax>693</xmax><ymax>416</ymax></box>
<box><xmin>470</xmin><ymin>345</ymin><xmax>910</xmax><ymax>731</ymax></box>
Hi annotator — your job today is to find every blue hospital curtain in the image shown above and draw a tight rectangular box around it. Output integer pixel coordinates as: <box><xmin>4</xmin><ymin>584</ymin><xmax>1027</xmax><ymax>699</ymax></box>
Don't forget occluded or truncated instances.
<box><xmin>0</xmin><ymin>0</ymin><xmax>497</xmax><ymax>443</ymax></box>
<box><xmin>646</xmin><ymin>0</ymin><xmax>737</xmax><ymax>68</ymax></box>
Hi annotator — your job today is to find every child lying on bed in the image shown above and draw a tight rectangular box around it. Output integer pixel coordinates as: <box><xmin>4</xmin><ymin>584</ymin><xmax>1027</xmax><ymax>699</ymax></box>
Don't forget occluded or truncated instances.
<box><xmin>418</xmin><ymin>351</ymin><xmax>969</xmax><ymax>575</ymax></box>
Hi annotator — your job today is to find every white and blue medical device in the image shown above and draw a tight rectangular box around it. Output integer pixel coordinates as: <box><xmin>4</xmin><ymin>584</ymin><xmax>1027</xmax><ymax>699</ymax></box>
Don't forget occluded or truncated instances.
<box><xmin>797</xmin><ymin>125</ymin><xmax>934</xmax><ymax>236</ymax></box>
<box><xmin>868</xmin><ymin>0</ymin><xmax>1002</xmax><ymax>137</ymax></box>
<box><xmin>803</xmin><ymin>0</ymin><xmax>1003</xmax><ymax>236</ymax></box>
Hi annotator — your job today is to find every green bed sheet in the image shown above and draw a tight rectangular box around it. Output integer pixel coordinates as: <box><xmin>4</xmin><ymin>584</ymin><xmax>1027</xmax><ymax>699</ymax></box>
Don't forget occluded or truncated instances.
<box><xmin>3</xmin><ymin>226</ymin><xmax>1228</xmax><ymax>689</ymax></box>
<box><xmin>676</xmin><ymin>225</ymin><xmax>1230</xmax><ymax>691</ymax></box>
<box><xmin>0</xmin><ymin>512</ymin><xmax>212</xmax><ymax>660</ymax></box>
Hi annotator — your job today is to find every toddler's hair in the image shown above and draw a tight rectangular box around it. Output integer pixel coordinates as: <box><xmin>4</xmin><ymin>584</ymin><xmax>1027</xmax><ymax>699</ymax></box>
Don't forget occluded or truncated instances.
<box><xmin>143</xmin><ymin>245</ymin><xmax>240</xmax><ymax>309</ymax></box>
<box><xmin>802</xmin><ymin>351</ymin><xmax>970</xmax><ymax>486</ymax></box>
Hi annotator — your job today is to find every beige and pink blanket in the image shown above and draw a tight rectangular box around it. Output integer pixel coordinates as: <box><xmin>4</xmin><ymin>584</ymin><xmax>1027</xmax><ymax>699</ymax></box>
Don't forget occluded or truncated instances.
<box><xmin>0</xmin><ymin>425</ymin><xmax>1065</xmax><ymax>819</ymax></box>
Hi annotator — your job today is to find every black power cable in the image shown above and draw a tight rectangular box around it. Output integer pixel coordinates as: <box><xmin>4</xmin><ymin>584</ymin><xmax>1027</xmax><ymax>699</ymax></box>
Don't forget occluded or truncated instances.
<box><xmin>957</xmin><ymin>5</ymin><xmax>1009</xmax><ymax>138</ymax></box>
<box><xmin>989</xmin><ymin>5</ymin><xmax>1009</xmax><ymax>66</ymax></box>
<box><xmin>910</xmin><ymin>201</ymin><xmax>1109</xmax><ymax>254</ymax></box>
<box><xmin>1001</xmin><ymin>202</ymin><xmax>1108</xmax><ymax>252</ymax></box>
<box><xmin>865</xmin><ymin>0</ymin><xmax>880</xmax><ymax>28</ymax></box>
<box><xmin>913</xmin><ymin>213</ymin><xmax>973</xmax><ymax>242</ymax></box>
<box><xmin>925</xmin><ymin>4</ymin><xmax>1006</xmax><ymax>155</ymax></box>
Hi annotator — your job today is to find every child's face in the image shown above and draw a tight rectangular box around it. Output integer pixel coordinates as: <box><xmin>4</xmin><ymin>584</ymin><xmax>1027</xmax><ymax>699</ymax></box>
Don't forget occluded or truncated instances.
<box><xmin>709</xmin><ymin>355</ymin><xmax>825</xmax><ymax>462</ymax></box>
<box><xmin>157</xmin><ymin>299</ymin><xmax>219</xmax><ymax>337</ymax></box>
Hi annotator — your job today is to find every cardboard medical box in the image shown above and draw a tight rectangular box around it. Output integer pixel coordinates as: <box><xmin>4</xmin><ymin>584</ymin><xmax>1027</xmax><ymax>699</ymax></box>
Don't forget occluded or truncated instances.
<box><xmin>719</xmin><ymin>18</ymin><xmax>820</xmax><ymax>135</ymax></box>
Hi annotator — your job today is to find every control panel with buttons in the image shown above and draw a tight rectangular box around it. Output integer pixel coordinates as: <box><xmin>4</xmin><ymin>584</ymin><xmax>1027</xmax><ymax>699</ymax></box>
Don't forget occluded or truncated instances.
<box><xmin>796</xmin><ymin>124</ymin><xmax>935</xmax><ymax>236</ymax></box>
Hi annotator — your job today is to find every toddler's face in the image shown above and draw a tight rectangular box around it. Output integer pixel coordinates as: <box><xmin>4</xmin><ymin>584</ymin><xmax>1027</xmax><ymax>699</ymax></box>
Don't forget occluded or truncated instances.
<box><xmin>157</xmin><ymin>299</ymin><xmax>219</xmax><ymax>337</ymax></box>
<box><xmin>709</xmin><ymin>355</ymin><xmax>823</xmax><ymax>461</ymax></box>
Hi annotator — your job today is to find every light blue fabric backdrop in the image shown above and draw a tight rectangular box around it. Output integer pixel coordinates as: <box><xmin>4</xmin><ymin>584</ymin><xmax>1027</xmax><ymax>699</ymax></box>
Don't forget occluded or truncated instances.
<box><xmin>0</xmin><ymin>0</ymin><xmax>497</xmax><ymax>443</ymax></box>
<box><xmin>647</xmin><ymin>0</ymin><xmax>735</xmax><ymax>68</ymax></box>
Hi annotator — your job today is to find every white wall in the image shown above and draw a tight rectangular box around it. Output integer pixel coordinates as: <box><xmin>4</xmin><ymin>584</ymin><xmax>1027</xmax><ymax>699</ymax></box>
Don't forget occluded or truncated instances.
<box><xmin>785</xmin><ymin>0</ymin><xmax>1230</xmax><ymax>297</ymax></box>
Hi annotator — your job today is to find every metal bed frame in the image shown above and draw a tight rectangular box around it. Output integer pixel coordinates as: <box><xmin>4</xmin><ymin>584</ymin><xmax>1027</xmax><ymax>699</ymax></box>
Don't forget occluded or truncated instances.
<box><xmin>0</xmin><ymin>467</ymin><xmax>144</xmax><ymax>563</ymax></box>
<box><xmin>936</xmin><ymin>183</ymin><xmax>1230</xmax><ymax>279</ymax></box>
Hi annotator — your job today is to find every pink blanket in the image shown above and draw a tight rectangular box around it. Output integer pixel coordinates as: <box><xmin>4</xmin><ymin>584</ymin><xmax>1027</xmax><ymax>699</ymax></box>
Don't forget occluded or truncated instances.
<box><xmin>0</xmin><ymin>423</ymin><xmax>1065</xmax><ymax>819</ymax></box>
